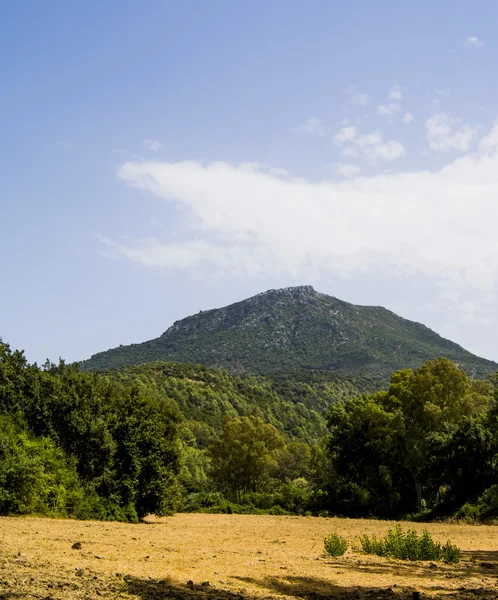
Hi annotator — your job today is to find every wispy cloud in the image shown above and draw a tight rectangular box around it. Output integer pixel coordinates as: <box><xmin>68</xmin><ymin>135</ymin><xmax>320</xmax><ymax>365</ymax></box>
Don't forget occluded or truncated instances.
<box><xmin>432</xmin><ymin>88</ymin><xmax>450</xmax><ymax>106</ymax></box>
<box><xmin>464</xmin><ymin>36</ymin><xmax>484</xmax><ymax>49</ymax></box>
<box><xmin>425</xmin><ymin>112</ymin><xmax>478</xmax><ymax>151</ymax></box>
<box><xmin>334</xmin><ymin>163</ymin><xmax>361</xmax><ymax>178</ymax></box>
<box><xmin>141</xmin><ymin>139</ymin><xmax>165</xmax><ymax>152</ymax></box>
<box><xmin>291</xmin><ymin>118</ymin><xmax>326</xmax><ymax>136</ymax></box>
<box><xmin>346</xmin><ymin>85</ymin><xmax>369</xmax><ymax>106</ymax></box>
<box><xmin>268</xmin><ymin>167</ymin><xmax>291</xmax><ymax>178</ymax></box>
<box><xmin>389</xmin><ymin>84</ymin><xmax>403</xmax><ymax>101</ymax></box>
<box><xmin>377</xmin><ymin>84</ymin><xmax>404</xmax><ymax>119</ymax></box>
<box><xmin>403</xmin><ymin>112</ymin><xmax>414</xmax><ymax>124</ymax></box>
<box><xmin>101</xmin><ymin>121</ymin><xmax>498</xmax><ymax>323</ymax></box>
<box><xmin>335</xmin><ymin>126</ymin><xmax>406</xmax><ymax>162</ymax></box>
<box><xmin>377</xmin><ymin>103</ymin><xmax>401</xmax><ymax>117</ymax></box>
<box><xmin>334</xmin><ymin>126</ymin><xmax>357</xmax><ymax>143</ymax></box>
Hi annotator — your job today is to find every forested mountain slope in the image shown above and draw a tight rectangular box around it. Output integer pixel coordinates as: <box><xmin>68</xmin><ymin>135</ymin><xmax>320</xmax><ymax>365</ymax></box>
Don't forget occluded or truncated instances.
<box><xmin>105</xmin><ymin>361</ymin><xmax>368</xmax><ymax>442</ymax></box>
<box><xmin>82</xmin><ymin>286</ymin><xmax>497</xmax><ymax>382</ymax></box>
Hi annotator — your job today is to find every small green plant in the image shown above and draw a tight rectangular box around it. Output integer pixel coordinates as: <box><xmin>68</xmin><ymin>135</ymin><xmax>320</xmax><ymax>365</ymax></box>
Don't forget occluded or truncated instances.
<box><xmin>442</xmin><ymin>540</ymin><xmax>461</xmax><ymax>564</ymax></box>
<box><xmin>113</xmin><ymin>577</ymin><xmax>131</xmax><ymax>599</ymax></box>
<box><xmin>324</xmin><ymin>532</ymin><xmax>348</xmax><ymax>556</ymax></box>
<box><xmin>359</xmin><ymin>525</ymin><xmax>460</xmax><ymax>563</ymax></box>
<box><xmin>359</xmin><ymin>533</ymin><xmax>386</xmax><ymax>556</ymax></box>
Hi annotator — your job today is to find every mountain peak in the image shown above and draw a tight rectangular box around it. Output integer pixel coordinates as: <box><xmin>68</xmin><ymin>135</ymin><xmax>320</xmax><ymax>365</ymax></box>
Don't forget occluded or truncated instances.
<box><xmin>258</xmin><ymin>285</ymin><xmax>317</xmax><ymax>298</ymax></box>
<box><xmin>81</xmin><ymin>287</ymin><xmax>497</xmax><ymax>380</ymax></box>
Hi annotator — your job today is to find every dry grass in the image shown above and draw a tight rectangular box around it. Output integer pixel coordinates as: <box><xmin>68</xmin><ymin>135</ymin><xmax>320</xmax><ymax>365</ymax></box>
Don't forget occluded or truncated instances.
<box><xmin>1</xmin><ymin>513</ymin><xmax>498</xmax><ymax>599</ymax></box>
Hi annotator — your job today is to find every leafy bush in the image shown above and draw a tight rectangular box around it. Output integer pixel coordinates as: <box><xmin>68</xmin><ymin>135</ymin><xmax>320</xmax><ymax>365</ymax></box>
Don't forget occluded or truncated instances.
<box><xmin>268</xmin><ymin>505</ymin><xmax>289</xmax><ymax>515</ymax></box>
<box><xmin>324</xmin><ymin>532</ymin><xmax>348</xmax><ymax>556</ymax></box>
<box><xmin>442</xmin><ymin>540</ymin><xmax>461</xmax><ymax>564</ymax></box>
<box><xmin>0</xmin><ymin>341</ymin><xmax>182</xmax><ymax>521</ymax></box>
<box><xmin>359</xmin><ymin>533</ymin><xmax>386</xmax><ymax>556</ymax></box>
<box><xmin>182</xmin><ymin>491</ymin><xmax>227</xmax><ymax>511</ymax></box>
<box><xmin>359</xmin><ymin>525</ymin><xmax>460</xmax><ymax>562</ymax></box>
<box><xmin>456</xmin><ymin>485</ymin><xmax>498</xmax><ymax>522</ymax></box>
<box><xmin>0</xmin><ymin>418</ymin><xmax>90</xmax><ymax>517</ymax></box>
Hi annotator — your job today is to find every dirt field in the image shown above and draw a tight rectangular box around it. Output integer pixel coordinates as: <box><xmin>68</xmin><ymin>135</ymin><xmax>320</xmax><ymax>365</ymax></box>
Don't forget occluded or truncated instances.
<box><xmin>1</xmin><ymin>514</ymin><xmax>498</xmax><ymax>599</ymax></box>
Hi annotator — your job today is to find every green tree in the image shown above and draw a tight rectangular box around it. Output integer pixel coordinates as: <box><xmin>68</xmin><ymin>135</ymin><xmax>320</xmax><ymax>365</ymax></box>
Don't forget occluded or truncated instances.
<box><xmin>325</xmin><ymin>358</ymin><xmax>493</xmax><ymax>516</ymax></box>
<box><xmin>0</xmin><ymin>415</ymin><xmax>84</xmax><ymax>516</ymax></box>
<box><xmin>326</xmin><ymin>392</ymin><xmax>409</xmax><ymax>516</ymax></box>
<box><xmin>208</xmin><ymin>415</ymin><xmax>285</xmax><ymax>502</ymax></box>
<box><xmin>0</xmin><ymin>339</ymin><xmax>183</xmax><ymax>521</ymax></box>
<box><xmin>386</xmin><ymin>358</ymin><xmax>491</xmax><ymax>510</ymax></box>
<box><xmin>112</xmin><ymin>384</ymin><xmax>181</xmax><ymax>517</ymax></box>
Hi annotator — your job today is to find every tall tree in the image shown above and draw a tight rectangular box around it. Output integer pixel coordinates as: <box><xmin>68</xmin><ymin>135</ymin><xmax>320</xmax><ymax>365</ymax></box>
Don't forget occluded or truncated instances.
<box><xmin>386</xmin><ymin>358</ymin><xmax>492</xmax><ymax>509</ymax></box>
<box><xmin>208</xmin><ymin>415</ymin><xmax>284</xmax><ymax>502</ymax></box>
<box><xmin>326</xmin><ymin>358</ymin><xmax>493</xmax><ymax>516</ymax></box>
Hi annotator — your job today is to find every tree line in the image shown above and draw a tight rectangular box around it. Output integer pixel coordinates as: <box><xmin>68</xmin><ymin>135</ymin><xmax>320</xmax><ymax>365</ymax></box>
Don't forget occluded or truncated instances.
<box><xmin>2</xmin><ymin>337</ymin><xmax>498</xmax><ymax>521</ymax></box>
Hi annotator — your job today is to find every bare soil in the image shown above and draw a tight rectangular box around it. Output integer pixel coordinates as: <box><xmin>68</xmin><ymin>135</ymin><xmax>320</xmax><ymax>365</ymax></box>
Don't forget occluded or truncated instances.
<box><xmin>1</xmin><ymin>513</ymin><xmax>498</xmax><ymax>599</ymax></box>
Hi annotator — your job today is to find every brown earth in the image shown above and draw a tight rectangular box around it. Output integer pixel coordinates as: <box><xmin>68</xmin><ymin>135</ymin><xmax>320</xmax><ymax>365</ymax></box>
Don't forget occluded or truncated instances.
<box><xmin>1</xmin><ymin>513</ymin><xmax>498</xmax><ymax>599</ymax></box>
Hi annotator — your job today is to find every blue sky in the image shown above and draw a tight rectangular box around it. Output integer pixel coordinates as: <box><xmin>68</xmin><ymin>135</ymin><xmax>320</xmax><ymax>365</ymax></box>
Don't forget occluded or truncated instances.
<box><xmin>2</xmin><ymin>0</ymin><xmax>498</xmax><ymax>364</ymax></box>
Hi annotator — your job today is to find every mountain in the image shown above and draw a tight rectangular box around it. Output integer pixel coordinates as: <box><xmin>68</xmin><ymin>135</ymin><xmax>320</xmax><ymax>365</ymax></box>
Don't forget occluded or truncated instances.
<box><xmin>81</xmin><ymin>286</ymin><xmax>497</xmax><ymax>381</ymax></box>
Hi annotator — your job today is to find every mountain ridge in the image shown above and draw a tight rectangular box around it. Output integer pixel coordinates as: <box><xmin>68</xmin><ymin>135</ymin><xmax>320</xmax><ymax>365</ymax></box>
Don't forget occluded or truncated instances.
<box><xmin>81</xmin><ymin>286</ymin><xmax>497</xmax><ymax>381</ymax></box>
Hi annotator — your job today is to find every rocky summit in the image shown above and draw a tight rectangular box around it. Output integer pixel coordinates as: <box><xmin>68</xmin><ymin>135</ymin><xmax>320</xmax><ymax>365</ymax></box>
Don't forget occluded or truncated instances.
<box><xmin>81</xmin><ymin>286</ymin><xmax>497</xmax><ymax>381</ymax></box>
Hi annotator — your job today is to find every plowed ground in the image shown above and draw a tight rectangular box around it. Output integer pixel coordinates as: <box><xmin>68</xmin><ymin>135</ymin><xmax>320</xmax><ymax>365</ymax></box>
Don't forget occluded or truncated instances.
<box><xmin>1</xmin><ymin>514</ymin><xmax>498</xmax><ymax>599</ymax></box>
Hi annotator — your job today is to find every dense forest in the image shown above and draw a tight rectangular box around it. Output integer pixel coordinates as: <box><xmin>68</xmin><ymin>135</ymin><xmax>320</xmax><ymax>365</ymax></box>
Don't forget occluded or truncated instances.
<box><xmin>2</xmin><ymin>337</ymin><xmax>498</xmax><ymax>522</ymax></box>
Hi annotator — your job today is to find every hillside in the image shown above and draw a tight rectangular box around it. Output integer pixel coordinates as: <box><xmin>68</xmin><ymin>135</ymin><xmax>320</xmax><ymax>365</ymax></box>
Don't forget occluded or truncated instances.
<box><xmin>81</xmin><ymin>286</ymin><xmax>498</xmax><ymax>382</ymax></box>
<box><xmin>105</xmin><ymin>361</ymin><xmax>368</xmax><ymax>442</ymax></box>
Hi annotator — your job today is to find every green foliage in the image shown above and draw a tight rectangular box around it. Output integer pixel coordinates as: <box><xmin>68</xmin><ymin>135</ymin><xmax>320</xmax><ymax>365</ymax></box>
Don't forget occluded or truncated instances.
<box><xmin>457</xmin><ymin>485</ymin><xmax>498</xmax><ymax>522</ymax></box>
<box><xmin>359</xmin><ymin>525</ymin><xmax>459</xmax><ymax>562</ymax></box>
<box><xmin>325</xmin><ymin>359</ymin><xmax>493</xmax><ymax>517</ymax></box>
<box><xmin>208</xmin><ymin>415</ymin><xmax>285</xmax><ymax>502</ymax></box>
<box><xmin>181</xmin><ymin>491</ymin><xmax>290</xmax><ymax>515</ymax></box>
<box><xmin>324</xmin><ymin>532</ymin><xmax>348</xmax><ymax>556</ymax></box>
<box><xmin>106</xmin><ymin>360</ymin><xmax>340</xmax><ymax>442</ymax></box>
<box><xmin>442</xmin><ymin>541</ymin><xmax>461</xmax><ymax>563</ymax></box>
<box><xmin>80</xmin><ymin>287</ymin><xmax>497</xmax><ymax>383</ymax></box>
<box><xmin>0</xmin><ymin>415</ymin><xmax>84</xmax><ymax>516</ymax></box>
<box><xmin>0</xmin><ymin>339</ymin><xmax>181</xmax><ymax>521</ymax></box>
<box><xmin>3</xmin><ymin>331</ymin><xmax>498</xmax><ymax>524</ymax></box>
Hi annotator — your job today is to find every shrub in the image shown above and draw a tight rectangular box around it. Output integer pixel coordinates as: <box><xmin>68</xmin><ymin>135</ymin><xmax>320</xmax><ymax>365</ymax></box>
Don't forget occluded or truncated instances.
<box><xmin>442</xmin><ymin>540</ymin><xmax>461</xmax><ymax>564</ymax></box>
<box><xmin>456</xmin><ymin>485</ymin><xmax>498</xmax><ymax>522</ymax></box>
<box><xmin>268</xmin><ymin>505</ymin><xmax>290</xmax><ymax>516</ymax></box>
<box><xmin>359</xmin><ymin>533</ymin><xmax>386</xmax><ymax>556</ymax></box>
<box><xmin>0</xmin><ymin>416</ymin><xmax>85</xmax><ymax>517</ymax></box>
<box><xmin>359</xmin><ymin>525</ymin><xmax>460</xmax><ymax>563</ymax></box>
<box><xmin>324</xmin><ymin>532</ymin><xmax>348</xmax><ymax>556</ymax></box>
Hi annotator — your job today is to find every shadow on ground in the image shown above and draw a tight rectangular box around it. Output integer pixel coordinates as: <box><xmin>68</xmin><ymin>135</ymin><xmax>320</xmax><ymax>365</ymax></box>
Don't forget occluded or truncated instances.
<box><xmin>316</xmin><ymin>551</ymin><xmax>498</xmax><ymax>583</ymax></box>
<box><xmin>127</xmin><ymin>574</ymin><xmax>498</xmax><ymax>600</ymax></box>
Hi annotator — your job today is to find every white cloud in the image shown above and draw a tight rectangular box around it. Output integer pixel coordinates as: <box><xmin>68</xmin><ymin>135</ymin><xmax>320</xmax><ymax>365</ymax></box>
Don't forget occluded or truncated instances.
<box><xmin>341</xmin><ymin>146</ymin><xmax>361</xmax><ymax>158</ymax></box>
<box><xmin>268</xmin><ymin>167</ymin><xmax>291</xmax><ymax>178</ymax></box>
<box><xmin>403</xmin><ymin>112</ymin><xmax>414</xmax><ymax>124</ymax></box>
<box><xmin>346</xmin><ymin>85</ymin><xmax>369</xmax><ymax>106</ymax></box>
<box><xmin>334</xmin><ymin>126</ymin><xmax>358</xmax><ymax>143</ymax></box>
<box><xmin>465</xmin><ymin>36</ymin><xmax>484</xmax><ymax>49</ymax></box>
<box><xmin>103</xmin><ymin>125</ymin><xmax>498</xmax><ymax>321</ymax></box>
<box><xmin>334</xmin><ymin>163</ymin><xmax>361</xmax><ymax>178</ymax></box>
<box><xmin>350</xmin><ymin>93</ymin><xmax>369</xmax><ymax>106</ymax></box>
<box><xmin>291</xmin><ymin>118</ymin><xmax>326</xmax><ymax>136</ymax></box>
<box><xmin>357</xmin><ymin>133</ymin><xmax>406</xmax><ymax>161</ymax></box>
<box><xmin>377</xmin><ymin>103</ymin><xmax>401</xmax><ymax>117</ymax></box>
<box><xmin>335</xmin><ymin>127</ymin><xmax>406</xmax><ymax>162</ymax></box>
<box><xmin>389</xmin><ymin>84</ymin><xmax>403</xmax><ymax>101</ymax></box>
<box><xmin>432</xmin><ymin>88</ymin><xmax>450</xmax><ymax>106</ymax></box>
<box><xmin>480</xmin><ymin>120</ymin><xmax>498</xmax><ymax>153</ymax></box>
<box><xmin>425</xmin><ymin>112</ymin><xmax>478</xmax><ymax>151</ymax></box>
<box><xmin>141</xmin><ymin>139</ymin><xmax>165</xmax><ymax>152</ymax></box>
